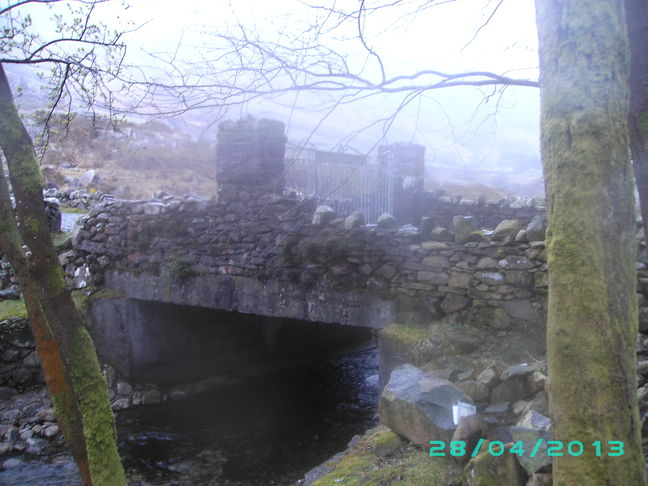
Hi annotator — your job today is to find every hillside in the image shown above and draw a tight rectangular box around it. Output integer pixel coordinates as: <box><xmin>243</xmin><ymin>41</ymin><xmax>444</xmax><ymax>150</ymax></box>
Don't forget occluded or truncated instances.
<box><xmin>35</xmin><ymin>113</ymin><xmax>217</xmax><ymax>199</ymax></box>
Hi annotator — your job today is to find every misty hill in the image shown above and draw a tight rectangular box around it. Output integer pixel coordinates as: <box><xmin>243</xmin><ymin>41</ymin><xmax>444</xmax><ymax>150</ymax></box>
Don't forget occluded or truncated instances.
<box><xmin>7</xmin><ymin>63</ymin><xmax>544</xmax><ymax>200</ymax></box>
<box><xmin>35</xmin><ymin>114</ymin><xmax>217</xmax><ymax>199</ymax></box>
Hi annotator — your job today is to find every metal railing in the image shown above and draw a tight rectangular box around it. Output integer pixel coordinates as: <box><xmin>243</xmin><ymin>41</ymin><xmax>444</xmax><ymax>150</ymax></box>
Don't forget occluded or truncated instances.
<box><xmin>284</xmin><ymin>157</ymin><xmax>394</xmax><ymax>224</ymax></box>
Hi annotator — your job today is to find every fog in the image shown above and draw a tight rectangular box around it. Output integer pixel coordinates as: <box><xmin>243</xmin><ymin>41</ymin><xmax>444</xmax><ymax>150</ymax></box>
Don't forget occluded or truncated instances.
<box><xmin>6</xmin><ymin>0</ymin><xmax>543</xmax><ymax>194</ymax></box>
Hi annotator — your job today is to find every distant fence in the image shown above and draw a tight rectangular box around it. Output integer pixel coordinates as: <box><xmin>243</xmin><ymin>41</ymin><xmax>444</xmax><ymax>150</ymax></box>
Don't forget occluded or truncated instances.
<box><xmin>284</xmin><ymin>157</ymin><xmax>395</xmax><ymax>224</ymax></box>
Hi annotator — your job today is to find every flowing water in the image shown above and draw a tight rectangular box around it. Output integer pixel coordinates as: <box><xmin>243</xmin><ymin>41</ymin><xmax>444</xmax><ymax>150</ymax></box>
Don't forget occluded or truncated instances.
<box><xmin>0</xmin><ymin>347</ymin><xmax>379</xmax><ymax>486</ymax></box>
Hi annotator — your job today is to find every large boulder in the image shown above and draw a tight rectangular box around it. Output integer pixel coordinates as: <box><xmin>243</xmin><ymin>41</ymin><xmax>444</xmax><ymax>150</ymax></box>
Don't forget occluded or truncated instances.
<box><xmin>379</xmin><ymin>364</ymin><xmax>472</xmax><ymax>447</ymax></box>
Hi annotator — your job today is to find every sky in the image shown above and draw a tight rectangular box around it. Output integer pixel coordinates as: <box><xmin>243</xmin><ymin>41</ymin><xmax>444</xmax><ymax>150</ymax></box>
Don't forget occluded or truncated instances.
<box><xmin>7</xmin><ymin>0</ymin><xmax>542</xmax><ymax>172</ymax></box>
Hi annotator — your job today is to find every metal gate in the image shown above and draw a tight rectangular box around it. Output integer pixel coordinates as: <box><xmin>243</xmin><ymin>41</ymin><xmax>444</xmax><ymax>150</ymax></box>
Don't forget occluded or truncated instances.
<box><xmin>284</xmin><ymin>156</ymin><xmax>394</xmax><ymax>224</ymax></box>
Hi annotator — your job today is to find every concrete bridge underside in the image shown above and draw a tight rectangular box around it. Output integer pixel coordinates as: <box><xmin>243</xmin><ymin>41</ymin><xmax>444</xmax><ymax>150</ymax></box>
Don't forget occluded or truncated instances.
<box><xmin>90</xmin><ymin>270</ymin><xmax>389</xmax><ymax>385</ymax></box>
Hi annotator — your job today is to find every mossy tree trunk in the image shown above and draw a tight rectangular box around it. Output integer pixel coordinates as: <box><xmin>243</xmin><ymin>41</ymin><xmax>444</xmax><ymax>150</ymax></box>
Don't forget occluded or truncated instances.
<box><xmin>0</xmin><ymin>64</ymin><xmax>127</xmax><ymax>486</ymax></box>
<box><xmin>535</xmin><ymin>1</ymin><xmax>645</xmax><ymax>484</ymax></box>
<box><xmin>626</xmin><ymin>0</ymin><xmax>648</xmax><ymax>231</ymax></box>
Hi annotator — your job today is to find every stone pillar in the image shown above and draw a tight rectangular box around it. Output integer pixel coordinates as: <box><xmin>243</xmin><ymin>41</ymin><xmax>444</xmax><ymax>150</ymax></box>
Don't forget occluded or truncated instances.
<box><xmin>216</xmin><ymin>117</ymin><xmax>286</xmax><ymax>201</ymax></box>
<box><xmin>379</xmin><ymin>143</ymin><xmax>426</xmax><ymax>224</ymax></box>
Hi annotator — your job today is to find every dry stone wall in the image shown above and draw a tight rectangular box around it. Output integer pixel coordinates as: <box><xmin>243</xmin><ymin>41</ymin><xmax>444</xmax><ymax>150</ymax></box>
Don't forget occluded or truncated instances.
<box><xmin>69</xmin><ymin>194</ymin><xmax>548</xmax><ymax>331</ymax></box>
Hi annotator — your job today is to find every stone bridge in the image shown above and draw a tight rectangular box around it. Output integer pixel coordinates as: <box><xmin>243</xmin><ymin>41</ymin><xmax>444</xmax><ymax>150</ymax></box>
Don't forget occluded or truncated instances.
<box><xmin>67</xmin><ymin>118</ymin><xmax>553</xmax><ymax>393</ymax></box>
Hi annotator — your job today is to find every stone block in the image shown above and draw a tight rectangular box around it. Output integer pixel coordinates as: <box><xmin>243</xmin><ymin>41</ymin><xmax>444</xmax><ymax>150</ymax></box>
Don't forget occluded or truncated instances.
<box><xmin>493</xmin><ymin>219</ymin><xmax>522</xmax><ymax>240</ymax></box>
<box><xmin>441</xmin><ymin>294</ymin><xmax>470</xmax><ymax>313</ymax></box>
<box><xmin>448</xmin><ymin>271</ymin><xmax>472</xmax><ymax>289</ymax></box>
<box><xmin>505</xmin><ymin>300</ymin><xmax>541</xmax><ymax>323</ymax></box>
<box><xmin>491</xmin><ymin>377</ymin><xmax>527</xmax><ymax>403</ymax></box>
<box><xmin>417</xmin><ymin>271</ymin><xmax>449</xmax><ymax>285</ymax></box>
<box><xmin>422</xmin><ymin>255</ymin><xmax>450</xmax><ymax>270</ymax></box>
<box><xmin>379</xmin><ymin>364</ymin><xmax>472</xmax><ymax>447</ymax></box>
<box><xmin>474</xmin><ymin>271</ymin><xmax>506</xmax><ymax>286</ymax></box>
<box><xmin>344</xmin><ymin>211</ymin><xmax>364</xmax><ymax>230</ymax></box>
<box><xmin>453</xmin><ymin>216</ymin><xmax>478</xmax><ymax>244</ymax></box>
<box><xmin>476</xmin><ymin>257</ymin><xmax>498</xmax><ymax>269</ymax></box>
<box><xmin>312</xmin><ymin>205</ymin><xmax>337</xmax><ymax>226</ymax></box>
<box><xmin>526</xmin><ymin>215</ymin><xmax>547</xmax><ymax>242</ymax></box>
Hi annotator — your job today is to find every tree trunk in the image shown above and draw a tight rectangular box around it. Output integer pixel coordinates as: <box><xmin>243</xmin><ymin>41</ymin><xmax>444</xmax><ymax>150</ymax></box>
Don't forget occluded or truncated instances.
<box><xmin>0</xmin><ymin>64</ymin><xmax>127</xmax><ymax>486</ymax></box>
<box><xmin>535</xmin><ymin>0</ymin><xmax>645</xmax><ymax>484</ymax></box>
<box><xmin>627</xmin><ymin>0</ymin><xmax>648</xmax><ymax>233</ymax></box>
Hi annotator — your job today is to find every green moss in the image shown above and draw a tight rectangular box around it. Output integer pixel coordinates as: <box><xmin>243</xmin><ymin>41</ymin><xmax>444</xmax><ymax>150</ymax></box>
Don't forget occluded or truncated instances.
<box><xmin>49</xmin><ymin>269</ymin><xmax>67</xmax><ymax>295</ymax></box>
<box><xmin>60</xmin><ymin>207</ymin><xmax>90</xmax><ymax>214</ymax></box>
<box><xmin>52</xmin><ymin>232</ymin><xmax>72</xmax><ymax>250</ymax></box>
<box><xmin>67</xmin><ymin>323</ymin><xmax>127</xmax><ymax>485</ymax></box>
<box><xmin>381</xmin><ymin>323</ymin><xmax>429</xmax><ymax>348</ymax></box>
<box><xmin>311</xmin><ymin>426</ymin><xmax>463</xmax><ymax>486</ymax></box>
<box><xmin>5</xmin><ymin>150</ymin><xmax>43</xmax><ymax>193</ymax></box>
<box><xmin>0</xmin><ymin>297</ymin><xmax>27</xmax><ymax>320</ymax></box>
<box><xmin>162</xmin><ymin>255</ymin><xmax>197</xmax><ymax>282</ymax></box>
<box><xmin>71</xmin><ymin>291</ymin><xmax>91</xmax><ymax>316</ymax></box>
<box><xmin>373</xmin><ymin>428</ymin><xmax>400</xmax><ymax>448</ymax></box>
<box><xmin>372</xmin><ymin>428</ymin><xmax>405</xmax><ymax>457</ymax></box>
<box><xmin>89</xmin><ymin>288</ymin><xmax>125</xmax><ymax>301</ymax></box>
<box><xmin>23</xmin><ymin>214</ymin><xmax>40</xmax><ymax>234</ymax></box>
<box><xmin>71</xmin><ymin>288</ymin><xmax>124</xmax><ymax>318</ymax></box>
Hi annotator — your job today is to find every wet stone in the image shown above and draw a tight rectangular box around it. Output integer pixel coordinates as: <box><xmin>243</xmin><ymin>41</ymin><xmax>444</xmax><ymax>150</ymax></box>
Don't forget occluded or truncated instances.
<box><xmin>484</xmin><ymin>401</ymin><xmax>511</xmax><ymax>415</ymax></box>
<box><xmin>36</xmin><ymin>408</ymin><xmax>56</xmax><ymax>423</ymax></box>
<box><xmin>2</xmin><ymin>457</ymin><xmax>22</xmax><ymax>469</ymax></box>
<box><xmin>2</xmin><ymin>409</ymin><xmax>20</xmax><ymax>422</ymax></box>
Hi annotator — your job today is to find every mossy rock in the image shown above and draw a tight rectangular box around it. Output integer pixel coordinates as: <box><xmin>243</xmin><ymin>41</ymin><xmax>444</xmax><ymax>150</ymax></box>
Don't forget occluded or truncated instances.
<box><xmin>52</xmin><ymin>232</ymin><xmax>72</xmax><ymax>251</ymax></box>
<box><xmin>60</xmin><ymin>207</ymin><xmax>90</xmax><ymax>214</ymax></box>
<box><xmin>465</xmin><ymin>443</ymin><xmax>527</xmax><ymax>486</ymax></box>
<box><xmin>380</xmin><ymin>323</ymin><xmax>434</xmax><ymax>370</ymax></box>
<box><xmin>310</xmin><ymin>426</ymin><xmax>464</xmax><ymax>486</ymax></box>
<box><xmin>381</xmin><ymin>323</ymin><xmax>429</xmax><ymax>349</ymax></box>
<box><xmin>71</xmin><ymin>288</ymin><xmax>125</xmax><ymax>321</ymax></box>
<box><xmin>373</xmin><ymin>429</ymin><xmax>405</xmax><ymax>457</ymax></box>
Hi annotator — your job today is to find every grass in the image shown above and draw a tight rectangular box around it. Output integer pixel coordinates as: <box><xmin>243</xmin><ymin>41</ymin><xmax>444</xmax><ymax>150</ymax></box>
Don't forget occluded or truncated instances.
<box><xmin>1</xmin><ymin>291</ymin><xmax>90</xmax><ymax>322</ymax></box>
<box><xmin>0</xmin><ymin>297</ymin><xmax>27</xmax><ymax>321</ymax></box>
<box><xmin>60</xmin><ymin>207</ymin><xmax>90</xmax><ymax>214</ymax></box>
<box><xmin>311</xmin><ymin>426</ymin><xmax>465</xmax><ymax>486</ymax></box>
<box><xmin>381</xmin><ymin>323</ymin><xmax>429</xmax><ymax>349</ymax></box>
<box><xmin>162</xmin><ymin>255</ymin><xmax>198</xmax><ymax>282</ymax></box>
<box><xmin>0</xmin><ymin>289</ymin><xmax>124</xmax><ymax>324</ymax></box>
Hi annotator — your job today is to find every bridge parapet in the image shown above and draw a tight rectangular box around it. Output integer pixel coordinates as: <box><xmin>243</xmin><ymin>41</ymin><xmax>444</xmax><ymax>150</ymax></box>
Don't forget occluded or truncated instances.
<box><xmin>70</xmin><ymin>193</ymin><xmax>547</xmax><ymax>332</ymax></box>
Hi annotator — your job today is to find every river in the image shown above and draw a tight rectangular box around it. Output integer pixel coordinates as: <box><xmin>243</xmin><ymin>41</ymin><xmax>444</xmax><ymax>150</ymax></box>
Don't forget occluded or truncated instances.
<box><xmin>0</xmin><ymin>347</ymin><xmax>379</xmax><ymax>486</ymax></box>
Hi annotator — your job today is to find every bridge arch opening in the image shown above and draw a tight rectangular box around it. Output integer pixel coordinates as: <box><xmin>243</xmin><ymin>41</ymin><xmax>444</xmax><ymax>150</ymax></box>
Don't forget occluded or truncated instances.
<box><xmin>93</xmin><ymin>298</ymin><xmax>375</xmax><ymax>389</ymax></box>
<box><xmin>89</xmin><ymin>298</ymin><xmax>380</xmax><ymax>485</ymax></box>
